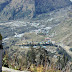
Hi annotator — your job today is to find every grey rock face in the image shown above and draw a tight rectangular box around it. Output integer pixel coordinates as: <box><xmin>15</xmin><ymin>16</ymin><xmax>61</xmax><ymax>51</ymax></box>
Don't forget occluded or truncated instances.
<box><xmin>0</xmin><ymin>0</ymin><xmax>71</xmax><ymax>21</ymax></box>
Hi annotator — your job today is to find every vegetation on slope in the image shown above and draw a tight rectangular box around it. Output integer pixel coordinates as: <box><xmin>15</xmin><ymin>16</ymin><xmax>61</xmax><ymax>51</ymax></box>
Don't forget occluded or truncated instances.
<box><xmin>2</xmin><ymin>44</ymin><xmax>70</xmax><ymax>72</ymax></box>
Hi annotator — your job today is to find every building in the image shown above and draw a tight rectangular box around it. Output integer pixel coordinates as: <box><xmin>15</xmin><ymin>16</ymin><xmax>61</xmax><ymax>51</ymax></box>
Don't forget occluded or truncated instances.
<box><xmin>45</xmin><ymin>37</ymin><xmax>51</xmax><ymax>42</ymax></box>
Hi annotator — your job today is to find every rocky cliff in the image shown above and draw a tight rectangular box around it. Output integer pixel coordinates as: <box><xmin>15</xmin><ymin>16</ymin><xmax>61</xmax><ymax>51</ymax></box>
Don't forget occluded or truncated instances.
<box><xmin>0</xmin><ymin>0</ymin><xmax>71</xmax><ymax>21</ymax></box>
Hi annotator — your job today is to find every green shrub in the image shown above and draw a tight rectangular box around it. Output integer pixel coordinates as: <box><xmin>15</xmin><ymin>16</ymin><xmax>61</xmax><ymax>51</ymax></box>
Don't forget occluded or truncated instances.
<box><xmin>69</xmin><ymin>48</ymin><xmax>72</xmax><ymax>51</ymax></box>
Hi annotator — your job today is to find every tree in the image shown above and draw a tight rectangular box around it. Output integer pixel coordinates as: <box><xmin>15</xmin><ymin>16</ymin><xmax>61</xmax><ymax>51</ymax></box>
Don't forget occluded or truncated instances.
<box><xmin>2</xmin><ymin>51</ymin><xmax>8</xmax><ymax>67</ymax></box>
<box><xmin>57</xmin><ymin>56</ymin><xmax>61</xmax><ymax>63</ymax></box>
<box><xmin>0</xmin><ymin>33</ymin><xmax>2</xmax><ymax>40</ymax></box>
<box><xmin>27</xmin><ymin>45</ymin><xmax>36</xmax><ymax>64</ymax></box>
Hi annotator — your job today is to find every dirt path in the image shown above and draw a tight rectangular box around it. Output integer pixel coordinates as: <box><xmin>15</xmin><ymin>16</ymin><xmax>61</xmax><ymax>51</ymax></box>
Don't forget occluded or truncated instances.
<box><xmin>61</xmin><ymin>33</ymin><xmax>72</xmax><ymax>42</ymax></box>
<box><xmin>2</xmin><ymin>67</ymin><xmax>30</xmax><ymax>72</ymax></box>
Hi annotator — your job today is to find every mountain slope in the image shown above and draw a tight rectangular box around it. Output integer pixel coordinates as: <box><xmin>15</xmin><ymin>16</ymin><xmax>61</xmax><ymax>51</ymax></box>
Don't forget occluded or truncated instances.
<box><xmin>49</xmin><ymin>17</ymin><xmax>72</xmax><ymax>47</ymax></box>
<box><xmin>0</xmin><ymin>0</ymin><xmax>71</xmax><ymax>21</ymax></box>
<box><xmin>35</xmin><ymin>0</ymin><xmax>71</xmax><ymax>14</ymax></box>
<box><xmin>0</xmin><ymin>0</ymin><xmax>35</xmax><ymax>21</ymax></box>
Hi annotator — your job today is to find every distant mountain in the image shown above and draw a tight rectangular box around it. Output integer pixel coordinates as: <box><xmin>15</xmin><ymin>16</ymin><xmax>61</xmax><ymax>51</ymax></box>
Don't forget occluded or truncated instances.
<box><xmin>35</xmin><ymin>0</ymin><xmax>71</xmax><ymax>14</ymax></box>
<box><xmin>0</xmin><ymin>0</ymin><xmax>71</xmax><ymax>21</ymax></box>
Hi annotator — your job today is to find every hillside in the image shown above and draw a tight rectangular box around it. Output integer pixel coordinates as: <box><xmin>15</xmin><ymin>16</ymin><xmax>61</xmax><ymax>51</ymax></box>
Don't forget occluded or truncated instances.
<box><xmin>49</xmin><ymin>15</ymin><xmax>72</xmax><ymax>47</ymax></box>
<box><xmin>1</xmin><ymin>5</ymin><xmax>72</xmax><ymax>48</ymax></box>
<box><xmin>0</xmin><ymin>0</ymin><xmax>71</xmax><ymax>21</ymax></box>
<box><xmin>35</xmin><ymin>0</ymin><xmax>71</xmax><ymax>14</ymax></box>
<box><xmin>0</xmin><ymin>0</ymin><xmax>35</xmax><ymax>21</ymax></box>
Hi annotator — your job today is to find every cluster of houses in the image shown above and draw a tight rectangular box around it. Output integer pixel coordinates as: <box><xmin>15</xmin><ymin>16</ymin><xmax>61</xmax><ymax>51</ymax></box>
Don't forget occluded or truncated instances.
<box><xmin>32</xmin><ymin>27</ymin><xmax>51</xmax><ymax>35</ymax></box>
